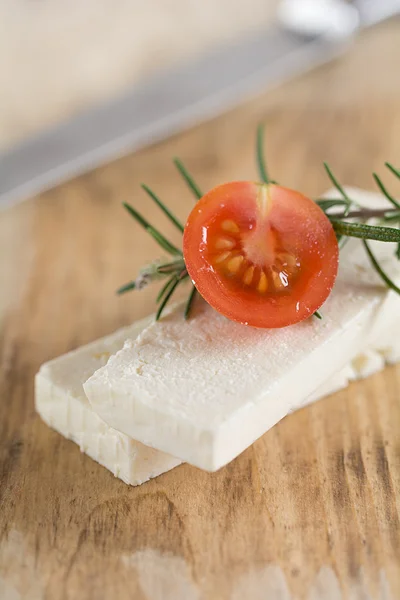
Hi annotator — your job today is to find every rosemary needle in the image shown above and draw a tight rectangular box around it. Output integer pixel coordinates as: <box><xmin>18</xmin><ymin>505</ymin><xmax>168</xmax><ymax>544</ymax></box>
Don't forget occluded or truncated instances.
<box><xmin>256</xmin><ymin>124</ymin><xmax>278</xmax><ymax>185</ymax></box>
<box><xmin>323</xmin><ymin>163</ymin><xmax>351</xmax><ymax>202</ymax></box>
<box><xmin>157</xmin><ymin>276</ymin><xmax>178</xmax><ymax>303</ymax></box>
<box><xmin>385</xmin><ymin>162</ymin><xmax>400</xmax><ymax>180</ymax></box>
<box><xmin>372</xmin><ymin>173</ymin><xmax>400</xmax><ymax>210</ymax></box>
<box><xmin>322</xmin><ymin>163</ymin><xmax>353</xmax><ymax>247</ymax></box>
<box><xmin>156</xmin><ymin>277</ymin><xmax>182</xmax><ymax>321</ymax></box>
<box><xmin>173</xmin><ymin>158</ymin><xmax>203</xmax><ymax>200</ymax></box>
<box><xmin>363</xmin><ymin>240</ymin><xmax>400</xmax><ymax>296</ymax></box>
<box><xmin>256</xmin><ymin>124</ymin><xmax>270</xmax><ymax>185</ymax></box>
<box><xmin>141</xmin><ymin>184</ymin><xmax>184</xmax><ymax>233</ymax></box>
<box><xmin>184</xmin><ymin>285</ymin><xmax>198</xmax><ymax>320</ymax></box>
<box><xmin>316</xmin><ymin>198</ymin><xmax>348</xmax><ymax>211</ymax></box>
<box><xmin>123</xmin><ymin>202</ymin><xmax>182</xmax><ymax>256</ymax></box>
<box><xmin>117</xmin><ymin>280</ymin><xmax>136</xmax><ymax>295</ymax></box>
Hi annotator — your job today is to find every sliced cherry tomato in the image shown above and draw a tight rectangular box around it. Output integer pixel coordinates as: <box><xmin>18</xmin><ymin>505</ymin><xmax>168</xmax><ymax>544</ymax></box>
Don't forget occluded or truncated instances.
<box><xmin>183</xmin><ymin>182</ymin><xmax>339</xmax><ymax>328</ymax></box>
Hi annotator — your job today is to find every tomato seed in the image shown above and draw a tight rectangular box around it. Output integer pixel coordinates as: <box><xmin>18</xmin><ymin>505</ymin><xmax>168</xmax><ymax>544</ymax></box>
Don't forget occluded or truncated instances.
<box><xmin>278</xmin><ymin>252</ymin><xmax>296</xmax><ymax>267</ymax></box>
<box><xmin>215</xmin><ymin>237</ymin><xmax>235</xmax><ymax>250</ymax></box>
<box><xmin>227</xmin><ymin>255</ymin><xmax>244</xmax><ymax>273</ymax></box>
<box><xmin>221</xmin><ymin>220</ymin><xmax>240</xmax><ymax>234</ymax></box>
<box><xmin>243</xmin><ymin>266</ymin><xmax>254</xmax><ymax>286</ymax></box>
<box><xmin>257</xmin><ymin>271</ymin><xmax>268</xmax><ymax>293</ymax></box>
<box><xmin>272</xmin><ymin>270</ymin><xmax>285</xmax><ymax>290</ymax></box>
<box><xmin>215</xmin><ymin>251</ymin><xmax>232</xmax><ymax>263</ymax></box>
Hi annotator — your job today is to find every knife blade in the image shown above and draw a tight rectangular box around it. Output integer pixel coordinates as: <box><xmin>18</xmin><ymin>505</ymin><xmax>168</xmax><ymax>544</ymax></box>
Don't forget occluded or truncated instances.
<box><xmin>0</xmin><ymin>29</ymin><xmax>347</xmax><ymax>209</ymax></box>
<box><xmin>0</xmin><ymin>0</ymin><xmax>398</xmax><ymax>209</ymax></box>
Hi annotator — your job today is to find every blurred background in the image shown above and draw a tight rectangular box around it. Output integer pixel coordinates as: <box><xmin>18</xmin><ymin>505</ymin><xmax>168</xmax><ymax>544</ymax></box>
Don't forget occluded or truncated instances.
<box><xmin>2</xmin><ymin>0</ymin><xmax>399</xmax><ymax>208</ymax></box>
<box><xmin>0</xmin><ymin>0</ymin><xmax>277</xmax><ymax>149</ymax></box>
<box><xmin>0</xmin><ymin>0</ymin><xmax>278</xmax><ymax>151</ymax></box>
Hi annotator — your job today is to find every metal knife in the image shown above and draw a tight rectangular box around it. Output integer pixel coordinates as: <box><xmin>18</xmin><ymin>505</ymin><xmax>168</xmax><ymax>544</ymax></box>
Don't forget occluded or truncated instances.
<box><xmin>0</xmin><ymin>0</ymin><xmax>398</xmax><ymax>209</ymax></box>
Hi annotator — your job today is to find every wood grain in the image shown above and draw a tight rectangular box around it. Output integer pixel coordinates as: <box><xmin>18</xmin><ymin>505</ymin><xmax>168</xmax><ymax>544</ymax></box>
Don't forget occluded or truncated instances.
<box><xmin>1</xmin><ymin>20</ymin><xmax>400</xmax><ymax>600</ymax></box>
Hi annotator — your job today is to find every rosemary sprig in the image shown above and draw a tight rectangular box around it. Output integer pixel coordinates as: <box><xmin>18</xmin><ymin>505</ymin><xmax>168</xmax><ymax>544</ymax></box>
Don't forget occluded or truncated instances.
<box><xmin>118</xmin><ymin>158</ymin><xmax>205</xmax><ymax>320</ymax></box>
<box><xmin>318</xmin><ymin>162</ymin><xmax>400</xmax><ymax>299</ymax></box>
<box><xmin>118</xmin><ymin>127</ymin><xmax>400</xmax><ymax>322</ymax></box>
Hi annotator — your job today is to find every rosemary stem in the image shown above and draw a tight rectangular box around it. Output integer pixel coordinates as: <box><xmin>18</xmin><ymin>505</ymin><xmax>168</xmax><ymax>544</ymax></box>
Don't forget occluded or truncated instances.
<box><xmin>330</xmin><ymin>207</ymin><xmax>400</xmax><ymax>220</ymax></box>
<box><xmin>157</xmin><ymin>259</ymin><xmax>186</xmax><ymax>274</ymax></box>
<box><xmin>330</xmin><ymin>219</ymin><xmax>400</xmax><ymax>242</ymax></box>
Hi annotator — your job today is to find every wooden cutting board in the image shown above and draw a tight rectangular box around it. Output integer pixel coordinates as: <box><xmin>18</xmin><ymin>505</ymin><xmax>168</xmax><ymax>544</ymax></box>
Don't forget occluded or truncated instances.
<box><xmin>1</xmin><ymin>20</ymin><xmax>400</xmax><ymax>600</ymax></box>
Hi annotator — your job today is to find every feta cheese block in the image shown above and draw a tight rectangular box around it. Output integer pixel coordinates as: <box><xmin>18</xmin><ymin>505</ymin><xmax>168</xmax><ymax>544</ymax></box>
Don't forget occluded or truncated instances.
<box><xmin>84</xmin><ymin>188</ymin><xmax>400</xmax><ymax>472</ymax></box>
<box><xmin>35</xmin><ymin>328</ymin><xmax>398</xmax><ymax>486</ymax></box>
<box><xmin>35</xmin><ymin>317</ymin><xmax>182</xmax><ymax>486</ymax></box>
<box><xmin>36</xmin><ymin>306</ymin><xmax>398</xmax><ymax>486</ymax></box>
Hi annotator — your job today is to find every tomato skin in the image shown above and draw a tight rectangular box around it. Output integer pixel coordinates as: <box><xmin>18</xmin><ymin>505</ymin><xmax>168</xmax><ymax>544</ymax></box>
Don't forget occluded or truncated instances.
<box><xmin>183</xmin><ymin>182</ymin><xmax>339</xmax><ymax>329</ymax></box>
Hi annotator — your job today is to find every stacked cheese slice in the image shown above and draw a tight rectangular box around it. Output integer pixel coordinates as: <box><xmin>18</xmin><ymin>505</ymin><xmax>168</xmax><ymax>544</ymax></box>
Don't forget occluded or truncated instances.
<box><xmin>35</xmin><ymin>188</ymin><xmax>400</xmax><ymax>484</ymax></box>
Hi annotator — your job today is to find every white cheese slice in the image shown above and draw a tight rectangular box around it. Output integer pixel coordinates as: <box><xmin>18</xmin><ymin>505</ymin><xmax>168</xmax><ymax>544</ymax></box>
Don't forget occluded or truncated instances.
<box><xmin>303</xmin><ymin>349</ymin><xmax>387</xmax><ymax>409</ymax></box>
<box><xmin>84</xmin><ymin>188</ymin><xmax>400</xmax><ymax>472</ymax></box>
<box><xmin>35</xmin><ymin>330</ymin><xmax>399</xmax><ymax>486</ymax></box>
<box><xmin>35</xmin><ymin>317</ymin><xmax>182</xmax><ymax>486</ymax></box>
<box><xmin>298</xmin><ymin>364</ymin><xmax>356</xmax><ymax>410</ymax></box>
<box><xmin>36</xmin><ymin>310</ymin><xmax>399</xmax><ymax>486</ymax></box>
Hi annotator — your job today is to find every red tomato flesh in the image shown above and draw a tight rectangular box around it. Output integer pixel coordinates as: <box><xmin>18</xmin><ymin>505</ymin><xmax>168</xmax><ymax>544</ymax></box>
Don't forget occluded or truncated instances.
<box><xmin>183</xmin><ymin>182</ymin><xmax>339</xmax><ymax>328</ymax></box>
